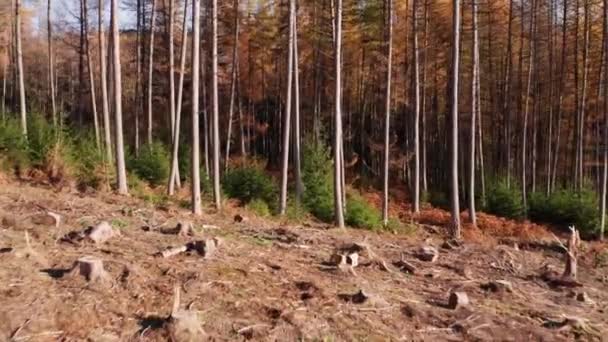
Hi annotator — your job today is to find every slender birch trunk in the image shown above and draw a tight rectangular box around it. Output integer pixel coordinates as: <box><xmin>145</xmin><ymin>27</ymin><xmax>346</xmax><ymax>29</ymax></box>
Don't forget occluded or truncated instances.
<box><xmin>147</xmin><ymin>0</ymin><xmax>157</xmax><ymax>144</ymax></box>
<box><xmin>600</xmin><ymin>0</ymin><xmax>608</xmax><ymax>240</ymax></box>
<box><xmin>293</xmin><ymin>3</ymin><xmax>303</xmax><ymax>203</ymax></box>
<box><xmin>191</xmin><ymin>0</ymin><xmax>202</xmax><ymax>214</ymax></box>
<box><xmin>469</xmin><ymin>0</ymin><xmax>479</xmax><ymax>225</ymax></box>
<box><xmin>99</xmin><ymin>0</ymin><xmax>112</xmax><ymax>163</ymax></box>
<box><xmin>383</xmin><ymin>0</ymin><xmax>394</xmax><ymax>224</ymax></box>
<box><xmin>83</xmin><ymin>0</ymin><xmax>100</xmax><ymax>148</ymax></box>
<box><xmin>168</xmin><ymin>0</ymin><xmax>188</xmax><ymax>196</ymax></box>
<box><xmin>15</xmin><ymin>0</ymin><xmax>26</xmax><ymax>136</ymax></box>
<box><xmin>578</xmin><ymin>0</ymin><xmax>590</xmax><ymax>190</ymax></box>
<box><xmin>280</xmin><ymin>0</ymin><xmax>295</xmax><ymax>215</ymax></box>
<box><xmin>211</xmin><ymin>0</ymin><xmax>222</xmax><ymax>210</ymax></box>
<box><xmin>334</xmin><ymin>0</ymin><xmax>345</xmax><ymax>228</ymax></box>
<box><xmin>450</xmin><ymin>0</ymin><xmax>461</xmax><ymax>238</ymax></box>
<box><xmin>412</xmin><ymin>0</ymin><xmax>420</xmax><ymax>214</ymax></box>
<box><xmin>111</xmin><ymin>0</ymin><xmax>128</xmax><ymax>194</ymax></box>
<box><xmin>225</xmin><ymin>0</ymin><xmax>239</xmax><ymax>171</ymax></box>
<box><xmin>48</xmin><ymin>0</ymin><xmax>57</xmax><ymax>127</ymax></box>
<box><xmin>522</xmin><ymin>0</ymin><xmax>536</xmax><ymax>209</ymax></box>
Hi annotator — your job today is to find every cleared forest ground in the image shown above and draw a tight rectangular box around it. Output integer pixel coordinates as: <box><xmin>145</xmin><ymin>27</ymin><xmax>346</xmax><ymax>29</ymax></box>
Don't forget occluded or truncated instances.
<box><xmin>0</xmin><ymin>179</ymin><xmax>607</xmax><ymax>341</ymax></box>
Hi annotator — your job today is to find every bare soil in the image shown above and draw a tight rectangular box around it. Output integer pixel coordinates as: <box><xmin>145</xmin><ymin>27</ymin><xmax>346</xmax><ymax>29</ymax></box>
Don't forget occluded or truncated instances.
<box><xmin>0</xmin><ymin>180</ymin><xmax>607</xmax><ymax>341</ymax></box>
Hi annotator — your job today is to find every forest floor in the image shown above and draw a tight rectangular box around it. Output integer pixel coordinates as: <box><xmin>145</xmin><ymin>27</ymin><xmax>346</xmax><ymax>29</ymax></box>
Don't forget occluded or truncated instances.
<box><xmin>0</xmin><ymin>175</ymin><xmax>607</xmax><ymax>341</ymax></box>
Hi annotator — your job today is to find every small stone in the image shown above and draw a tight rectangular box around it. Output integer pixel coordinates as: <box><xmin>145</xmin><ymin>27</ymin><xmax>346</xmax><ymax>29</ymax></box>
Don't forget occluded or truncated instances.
<box><xmin>73</xmin><ymin>256</ymin><xmax>107</xmax><ymax>282</ymax></box>
<box><xmin>87</xmin><ymin>221</ymin><xmax>118</xmax><ymax>244</ymax></box>
<box><xmin>448</xmin><ymin>291</ymin><xmax>470</xmax><ymax>309</ymax></box>
<box><xmin>417</xmin><ymin>246</ymin><xmax>439</xmax><ymax>262</ymax></box>
<box><xmin>32</xmin><ymin>212</ymin><xmax>61</xmax><ymax>227</ymax></box>
<box><xmin>484</xmin><ymin>280</ymin><xmax>513</xmax><ymax>293</ymax></box>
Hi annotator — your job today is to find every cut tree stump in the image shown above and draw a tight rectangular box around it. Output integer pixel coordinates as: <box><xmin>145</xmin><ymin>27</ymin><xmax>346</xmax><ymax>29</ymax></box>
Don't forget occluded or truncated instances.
<box><xmin>168</xmin><ymin>285</ymin><xmax>206</xmax><ymax>341</ymax></box>
<box><xmin>448</xmin><ymin>291</ymin><xmax>470</xmax><ymax>309</ymax></box>
<box><xmin>72</xmin><ymin>256</ymin><xmax>107</xmax><ymax>282</ymax></box>
<box><xmin>189</xmin><ymin>238</ymin><xmax>222</xmax><ymax>258</ymax></box>
<box><xmin>563</xmin><ymin>226</ymin><xmax>580</xmax><ymax>280</ymax></box>
<box><xmin>160</xmin><ymin>245</ymin><xmax>188</xmax><ymax>258</ymax></box>
<box><xmin>417</xmin><ymin>246</ymin><xmax>439</xmax><ymax>262</ymax></box>
<box><xmin>32</xmin><ymin>212</ymin><xmax>61</xmax><ymax>227</ymax></box>
<box><xmin>87</xmin><ymin>221</ymin><xmax>118</xmax><ymax>244</ymax></box>
<box><xmin>160</xmin><ymin>222</ymin><xmax>194</xmax><ymax>237</ymax></box>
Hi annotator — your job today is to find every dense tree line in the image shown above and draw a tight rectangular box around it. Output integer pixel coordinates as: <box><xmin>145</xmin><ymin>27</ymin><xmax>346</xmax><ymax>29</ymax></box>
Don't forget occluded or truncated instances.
<box><xmin>0</xmin><ymin>0</ymin><xmax>607</xmax><ymax>239</ymax></box>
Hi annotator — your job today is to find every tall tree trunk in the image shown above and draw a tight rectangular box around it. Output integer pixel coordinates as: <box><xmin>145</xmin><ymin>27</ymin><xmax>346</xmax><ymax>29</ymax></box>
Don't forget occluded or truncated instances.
<box><xmin>15</xmin><ymin>0</ymin><xmax>26</xmax><ymax>136</ymax></box>
<box><xmin>412</xmin><ymin>0</ymin><xmax>420</xmax><ymax>214</ymax></box>
<box><xmin>469</xmin><ymin>0</ymin><xmax>479</xmax><ymax>225</ymax></box>
<box><xmin>191</xmin><ymin>0</ymin><xmax>202</xmax><ymax>214</ymax></box>
<box><xmin>552</xmin><ymin>0</ymin><xmax>568</xmax><ymax>189</ymax></box>
<box><xmin>293</xmin><ymin>2</ymin><xmax>303</xmax><ymax>203</ymax></box>
<box><xmin>167</xmin><ymin>0</ymin><xmax>181</xmax><ymax>189</ymax></box>
<box><xmin>83</xmin><ymin>0</ymin><xmax>100</xmax><ymax>148</ymax></box>
<box><xmin>48</xmin><ymin>0</ymin><xmax>57</xmax><ymax>127</ymax></box>
<box><xmin>504</xmin><ymin>0</ymin><xmax>514</xmax><ymax>186</ymax></box>
<box><xmin>546</xmin><ymin>0</ymin><xmax>555</xmax><ymax>195</ymax></box>
<box><xmin>280</xmin><ymin>0</ymin><xmax>295</xmax><ymax>216</ymax></box>
<box><xmin>111</xmin><ymin>0</ymin><xmax>128</xmax><ymax>194</ymax></box>
<box><xmin>135</xmin><ymin>0</ymin><xmax>142</xmax><ymax>155</ymax></box>
<box><xmin>578</xmin><ymin>0</ymin><xmax>590</xmax><ymax>190</ymax></box>
<box><xmin>383</xmin><ymin>0</ymin><xmax>394</xmax><ymax>224</ymax></box>
<box><xmin>421</xmin><ymin>0</ymin><xmax>428</xmax><ymax>193</ymax></box>
<box><xmin>1</xmin><ymin>61</ymin><xmax>6</xmax><ymax>120</ymax></box>
<box><xmin>449</xmin><ymin>0</ymin><xmax>461</xmax><ymax>238</ymax></box>
<box><xmin>211</xmin><ymin>0</ymin><xmax>222</xmax><ymax>210</ymax></box>
<box><xmin>334</xmin><ymin>0</ymin><xmax>345</xmax><ymax>228</ymax></box>
<box><xmin>225</xmin><ymin>0</ymin><xmax>239</xmax><ymax>171</ymax></box>
<box><xmin>99</xmin><ymin>0</ymin><xmax>112</xmax><ymax>163</ymax></box>
<box><xmin>522</xmin><ymin>0</ymin><xmax>536</xmax><ymax>209</ymax></box>
<box><xmin>601</xmin><ymin>0</ymin><xmax>608</xmax><ymax>240</ymax></box>
<box><xmin>147</xmin><ymin>0</ymin><xmax>157</xmax><ymax>144</ymax></box>
<box><xmin>168</xmin><ymin>0</ymin><xmax>188</xmax><ymax>196</ymax></box>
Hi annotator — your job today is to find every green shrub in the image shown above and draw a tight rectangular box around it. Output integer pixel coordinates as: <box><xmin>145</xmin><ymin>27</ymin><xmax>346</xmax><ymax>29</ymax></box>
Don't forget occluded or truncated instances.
<box><xmin>70</xmin><ymin>131</ymin><xmax>107</xmax><ymax>188</ymax></box>
<box><xmin>223</xmin><ymin>164</ymin><xmax>277</xmax><ymax>206</ymax></box>
<box><xmin>129</xmin><ymin>142</ymin><xmax>170</xmax><ymax>186</ymax></box>
<box><xmin>345</xmin><ymin>193</ymin><xmax>382</xmax><ymax>230</ymax></box>
<box><xmin>484</xmin><ymin>179</ymin><xmax>524</xmax><ymax>219</ymax></box>
<box><xmin>528</xmin><ymin>188</ymin><xmax>600</xmax><ymax>237</ymax></box>
<box><xmin>26</xmin><ymin>114</ymin><xmax>61</xmax><ymax>166</ymax></box>
<box><xmin>0</xmin><ymin>118</ymin><xmax>29</xmax><ymax>169</ymax></box>
<box><xmin>302</xmin><ymin>140</ymin><xmax>334</xmax><ymax>222</ymax></box>
<box><xmin>247</xmin><ymin>198</ymin><xmax>271</xmax><ymax>217</ymax></box>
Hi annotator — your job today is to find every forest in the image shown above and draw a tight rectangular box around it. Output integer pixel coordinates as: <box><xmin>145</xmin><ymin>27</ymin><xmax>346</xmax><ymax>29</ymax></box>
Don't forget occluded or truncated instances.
<box><xmin>1</xmin><ymin>0</ymin><xmax>608</xmax><ymax>340</ymax></box>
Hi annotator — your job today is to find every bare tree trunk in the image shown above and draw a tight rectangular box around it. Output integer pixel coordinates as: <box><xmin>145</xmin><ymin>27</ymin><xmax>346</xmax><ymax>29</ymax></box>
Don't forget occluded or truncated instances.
<box><xmin>578</xmin><ymin>0</ymin><xmax>590</xmax><ymax>190</ymax></box>
<box><xmin>280</xmin><ymin>0</ymin><xmax>295</xmax><ymax>216</ymax></box>
<box><xmin>421</xmin><ymin>0</ymin><xmax>428</xmax><ymax>193</ymax></box>
<box><xmin>469</xmin><ymin>0</ymin><xmax>479</xmax><ymax>226</ymax></box>
<box><xmin>99</xmin><ymin>0</ymin><xmax>112</xmax><ymax>163</ymax></box>
<box><xmin>449</xmin><ymin>0</ymin><xmax>461</xmax><ymax>238</ymax></box>
<box><xmin>563</xmin><ymin>226</ymin><xmax>580</xmax><ymax>279</ymax></box>
<box><xmin>552</xmin><ymin>0</ymin><xmax>568</xmax><ymax>189</ymax></box>
<box><xmin>601</xmin><ymin>0</ymin><xmax>608</xmax><ymax>240</ymax></box>
<box><xmin>48</xmin><ymin>0</ymin><xmax>57</xmax><ymax>127</ymax></box>
<box><xmin>293</xmin><ymin>3</ymin><xmax>303</xmax><ymax>203</ymax></box>
<box><xmin>412</xmin><ymin>0</ymin><xmax>420</xmax><ymax>214</ymax></box>
<box><xmin>504</xmin><ymin>0</ymin><xmax>514</xmax><ymax>186</ymax></box>
<box><xmin>147</xmin><ymin>0</ymin><xmax>157</xmax><ymax>144</ymax></box>
<box><xmin>334</xmin><ymin>0</ymin><xmax>345</xmax><ymax>228</ymax></box>
<box><xmin>83</xmin><ymin>0</ymin><xmax>100</xmax><ymax>148</ymax></box>
<box><xmin>383</xmin><ymin>0</ymin><xmax>394</xmax><ymax>224</ymax></box>
<box><xmin>167</xmin><ymin>0</ymin><xmax>181</xmax><ymax>189</ymax></box>
<box><xmin>111</xmin><ymin>0</ymin><xmax>128</xmax><ymax>195</ymax></box>
<box><xmin>191</xmin><ymin>0</ymin><xmax>202</xmax><ymax>214</ymax></box>
<box><xmin>135</xmin><ymin>0</ymin><xmax>142</xmax><ymax>156</ymax></box>
<box><xmin>211</xmin><ymin>0</ymin><xmax>222</xmax><ymax>210</ymax></box>
<box><xmin>522</xmin><ymin>0</ymin><xmax>536</xmax><ymax>209</ymax></box>
<box><xmin>1</xmin><ymin>61</ymin><xmax>6</xmax><ymax>120</ymax></box>
<box><xmin>168</xmin><ymin>0</ymin><xmax>188</xmax><ymax>196</ymax></box>
<box><xmin>15</xmin><ymin>0</ymin><xmax>26</xmax><ymax>136</ymax></box>
<box><xmin>225</xmin><ymin>0</ymin><xmax>239</xmax><ymax>171</ymax></box>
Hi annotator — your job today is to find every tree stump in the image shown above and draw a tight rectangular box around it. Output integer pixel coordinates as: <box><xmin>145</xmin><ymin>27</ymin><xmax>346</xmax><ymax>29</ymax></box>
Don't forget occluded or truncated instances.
<box><xmin>417</xmin><ymin>246</ymin><xmax>439</xmax><ymax>262</ymax></box>
<box><xmin>87</xmin><ymin>221</ymin><xmax>118</xmax><ymax>244</ymax></box>
<box><xmin>563</xmin><ymin>226</ymin><xmax>580</xmax><ymax>280</ymax></box>
<box><xmin>73</xmin><ymin>256</ymin><xmax>107</xmax><ymax>282</ymax></box>
<box><xmin>448</xmin><ymin>291</ymin><xmax>470</xmax><ymax>309</ymax></box>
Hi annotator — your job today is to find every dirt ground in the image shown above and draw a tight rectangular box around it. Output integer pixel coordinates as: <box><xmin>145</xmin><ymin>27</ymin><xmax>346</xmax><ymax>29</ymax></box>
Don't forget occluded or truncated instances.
<box><xmin>0</xmin><ymin>179</ymin><xmax>607</xmax><ymax>341</ymax></box>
